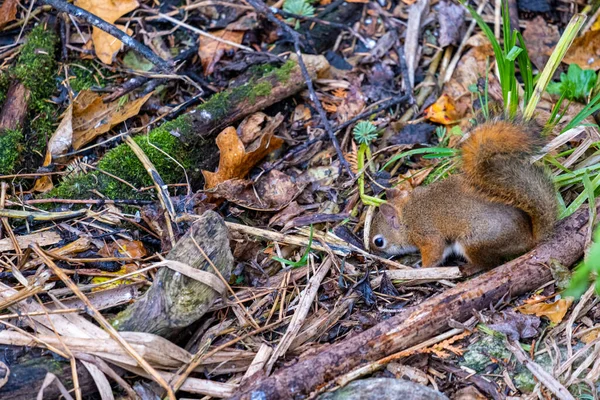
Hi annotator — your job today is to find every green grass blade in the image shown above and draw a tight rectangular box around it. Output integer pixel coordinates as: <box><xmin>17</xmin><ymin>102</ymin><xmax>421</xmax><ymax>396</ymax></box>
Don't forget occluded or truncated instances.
<box><xmin>381</xmin><ymin>147</ymin><xmax>458</xmax><ymax>171</ymax></box>
<box><xmin>559</xmin><ymin>172</ymin><xmax>600</xmax><ymax>219</ymax></box>
<box><xmin>524</xmin><ymin>13</ymin><xmax>587</xmax><ymax>120</ymax></box>
<box><xmin>516</xmin><ymin>32</ymin><xmax>534</xmax><ymax>107</ymax></box>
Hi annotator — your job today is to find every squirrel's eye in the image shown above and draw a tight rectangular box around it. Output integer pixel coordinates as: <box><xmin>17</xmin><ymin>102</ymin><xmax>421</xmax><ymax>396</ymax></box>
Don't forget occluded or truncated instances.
<box><xmin>373</xmin><ymin>235</ymin><xmax>386</xmax><ymax>248</ymax></box>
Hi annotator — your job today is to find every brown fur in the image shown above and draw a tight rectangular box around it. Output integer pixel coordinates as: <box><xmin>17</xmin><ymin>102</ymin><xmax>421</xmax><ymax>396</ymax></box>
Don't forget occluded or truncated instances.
<box><xmin>370</xmin><ymin>121</ymin><xmax>557</xmax><ymax>269</ymax></box>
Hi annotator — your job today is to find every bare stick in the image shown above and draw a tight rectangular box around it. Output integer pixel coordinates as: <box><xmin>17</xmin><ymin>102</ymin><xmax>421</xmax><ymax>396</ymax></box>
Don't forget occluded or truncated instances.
<box><xmin>38</xmin><ymin>0</ymin><xmax>172</xmax><ymax>72</ymax></box>
<box><xmin>246</xmin><ymin>0</ymin><xmax>353</xmax><ymax>177</ymax></box>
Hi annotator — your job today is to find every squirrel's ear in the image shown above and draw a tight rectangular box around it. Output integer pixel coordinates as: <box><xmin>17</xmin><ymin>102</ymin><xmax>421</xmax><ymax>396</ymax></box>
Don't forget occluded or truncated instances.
<box><xmin>386</xmin><ymin>188</ymin><xmax>409</xmax><ymax>206</ymax></box>
<box><xmin>379</xmin><ymin>203</ymin><xmax>400</xmax><ymax>229</ymax></box>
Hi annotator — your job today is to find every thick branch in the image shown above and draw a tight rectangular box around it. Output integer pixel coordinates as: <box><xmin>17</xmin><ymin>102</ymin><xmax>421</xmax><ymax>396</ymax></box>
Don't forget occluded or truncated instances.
<box><xmin>230</xmin><ymin>207</ymin><xmax>592</xmax><ymax>399</ymax></box>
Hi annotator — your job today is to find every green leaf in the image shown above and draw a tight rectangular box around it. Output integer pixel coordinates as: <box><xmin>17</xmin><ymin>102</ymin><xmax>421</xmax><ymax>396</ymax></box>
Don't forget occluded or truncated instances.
<box><xmin>547</xmin><ymin>64</ymin><xmax>597</xmax><ymax>102</ymax></box>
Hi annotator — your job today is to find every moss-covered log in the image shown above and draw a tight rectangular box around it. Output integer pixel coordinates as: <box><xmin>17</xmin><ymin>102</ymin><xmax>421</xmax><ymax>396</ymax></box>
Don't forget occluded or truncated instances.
<box><xmin>49</xmin><ymin>55</ymin><xmax>329</xmax><ymax>200</ymax></box>
<box><xmin>111</xmin><ymin>210</ymin><xmax>233</xmax><ymax>338</ymax></box>
<box><xmin>0</xmin><ymin>23</ymin><xmax>59</xmax><ymax>175</ymax></box>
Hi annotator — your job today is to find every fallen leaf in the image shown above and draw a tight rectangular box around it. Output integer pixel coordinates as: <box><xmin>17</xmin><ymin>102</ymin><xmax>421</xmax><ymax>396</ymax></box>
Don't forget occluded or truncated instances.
<box><xmin>582</xmin><ymin>328</ymin><xmax>600</xmax><ymax>344</ymax></box>
<box><xmin>561</xmin><ymin>30</ymin><xmax>600</xmax><ymax>71</ymax></box>
<box><xmin>488</xmin><ymin>309</ymin><xmax>540</xmax><ymax>340</ymax></box>
<box><xmin>269</xmin><ymin>201</ymin><xmax>306</xmax><ymax>227</ymax></box>
<box><xmin>517</xmin><ymin>297</ymin><xmax>574</xmax><ymax>324</ymax></box>
<box><xmin>443</xmin><ymin>33</ymin><xmax>498</xmax><ymax>117</ymax></box>
<box><xmin>438</xmin><ymin>1</ymin><xmax>465</xmax><ymax>48</ymax></box>
<box><xmin>0</xmin><ymin>0</ymin><xmax>18</xmax><ymax>29</ymax></box>
<box><xmin>237</xmin><ymin>112</ymin><xmax>268</xmax><ymax>145</ymax></box>
<box><xmin>424</xmin><ymin>94</ymin><xmax>460</xmax><ymax>124</ymax></box>
<box><xmin>75</xmin><ymin>0</ymin><xmax>139</xmax><ymax>65</ymax></box>
<box><xmin>523</xmin><ymin>16</ymin><xmax>560</xmax><ymax>70</ymax></box>
<box><xmin>71</xmin><ymin>90</ymin><xmax>152</xmax><ymax>149</ymax></box>
<box><xmin>210</xmin><ymin>171</ymin><xmax>305</xmax><ymax>211</ymax></box>
<box><xmin>198</xmin><ymin>29</ymin><xmax>244</xmax><ymax>75</ymax></box>
<box><xmin>99</xmin><ymin>239</ymin><xmax>147</xmax><ymax>259</ymax></box>
<box><xmin>202</xmin><ymin>114</ymin><xmax>284</xmax><ymax>189</ymax></box>
<box><xmin>593</xmin><ymin>16</ymin><xmax>600</xmax><ymax>31</ymax></box>
<box><xmin>33</xmin><ymin>105</ymin><xmax>74</xmax><ymax>193</ymax></box>
<box><xmin>336</xmin><ymin>86</ymin><xmax>365</xmax><ymax>124</ymax></box>
<box><xmin>93</xmin><ymin>25</ymin><xmax>133</xmax><ymax>65</ymax></box>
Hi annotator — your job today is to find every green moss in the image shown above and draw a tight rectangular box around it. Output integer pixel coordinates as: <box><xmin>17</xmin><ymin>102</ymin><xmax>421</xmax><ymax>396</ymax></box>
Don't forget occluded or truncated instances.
<box><xmin>272</xmin><ymin>59</ymin><xmax>296</xmax><ymax>83</ymax></box>
<box><xmin>97</xmin><ymin>120</ymin><xmax>191</xmax><ymax>199</ymax></box>
<box><xmin>0</xmin><ymin>72</ymin><xmax>9</xmax><ymax>105</ymax></box>
<box><xmin>70</xmin><ymin>61</ymin><xmax>106</xmax><ymax>92</ymax></box>
<box><xmin>0</xmin><ymin>129</ymin><xmax>23</xmax><ymax>174</ymax></box>
<box><xmin>13</xmin><ymin>24</ymin><xmax>58</xmax><ymax>104</ymax></box>
<box><xmin>249</xmin><ymin>81</ymin><xmax>273</xmax><ymax>103</ymax></box>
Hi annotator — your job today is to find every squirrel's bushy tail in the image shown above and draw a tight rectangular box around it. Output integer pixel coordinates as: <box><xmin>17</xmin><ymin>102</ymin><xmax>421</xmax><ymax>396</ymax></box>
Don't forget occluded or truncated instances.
<box><xmin>461</xmin><ymin>120</ymin><xmax>557</xmax><ymax>241</ymax></box>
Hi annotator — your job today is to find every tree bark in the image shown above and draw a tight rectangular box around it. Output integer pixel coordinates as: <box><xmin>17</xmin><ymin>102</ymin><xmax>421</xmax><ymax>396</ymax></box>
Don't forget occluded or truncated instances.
<box><xmin>230</xmin><ymin>207</ymin><xmax>592</xmax><ymax>400</ymax></box>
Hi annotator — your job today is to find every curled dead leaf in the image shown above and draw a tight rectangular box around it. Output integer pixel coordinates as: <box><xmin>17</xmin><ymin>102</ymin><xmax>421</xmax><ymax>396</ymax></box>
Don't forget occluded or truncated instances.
<box><xmin>424</xmin><ymin>94</ymin><xmax>460</xmax><ymax>125</ymax></box>
<box><xmin>198</xmin><ymin>29</ymin><xmax>244</xmax><ymax>75</ymax></box>
<box><xmin>72</xmin><ymin>91</ymin><xmax>152</xmax><ymax>149</ymax></box>
<box><xmin>516</xmin><ymin>297</ymin><xmax>574</xmax><ymax>324</ymax></box>
<box><xmin>202</xmin><ymin>114</ymin><xmax>284</xmax><ymax>189</ymax></box>
<box><xmin>0</xmin><ymin>0</ymin><xmax>18</xmax><ymax>29</ymax></box>
<box><xmin>210</xmin><ymin>170</ymin><xmax>305</xmax><ymax>211</ymax></box>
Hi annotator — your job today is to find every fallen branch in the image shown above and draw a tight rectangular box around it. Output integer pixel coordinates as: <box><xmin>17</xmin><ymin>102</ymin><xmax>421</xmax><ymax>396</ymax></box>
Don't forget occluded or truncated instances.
<box><xmin>229</xmin><ymin>207</ymin><xmax>592</xmax><ymax>399</ymax></box>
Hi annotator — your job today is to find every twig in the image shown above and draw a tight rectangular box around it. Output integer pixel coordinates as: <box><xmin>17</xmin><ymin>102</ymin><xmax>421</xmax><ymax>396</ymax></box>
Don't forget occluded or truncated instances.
<box><xmin>31</xmin><ymin>244</ymin><xmax>178</xmax><ymax>400</ymax></box>
<box><xmin>38</xmin><ymin>0</ymin><xmax>172</xmax><ymax>73</ymax></box>
<box><xmin>505</xmin><ymin>339</ymin><xmax>575</xmax><ymax>400</ymax></box>
<box><xmin>264</xmin><ymin>94</ymin><xmax>410</xmax><ymax>173</ymax></box>
<box><xmin>246</xmin><ymin>0</ymin><xmax>353</xmax><ymax>177</ymax></box>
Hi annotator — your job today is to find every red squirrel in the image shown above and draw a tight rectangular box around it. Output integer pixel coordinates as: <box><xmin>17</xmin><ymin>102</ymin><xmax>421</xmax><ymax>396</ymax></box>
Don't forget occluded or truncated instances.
<box><xmin>369</xmin><ymin>120</ymin><xmax>558</xmax><ymax>269</ymax></box>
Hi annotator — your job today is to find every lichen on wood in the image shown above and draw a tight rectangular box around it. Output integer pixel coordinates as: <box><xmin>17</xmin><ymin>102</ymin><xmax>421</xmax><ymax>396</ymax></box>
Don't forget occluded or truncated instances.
<box><xmin>111</xmin><ymin>211</ymin><xmax>233</xmax><ymax>338</ymax></box>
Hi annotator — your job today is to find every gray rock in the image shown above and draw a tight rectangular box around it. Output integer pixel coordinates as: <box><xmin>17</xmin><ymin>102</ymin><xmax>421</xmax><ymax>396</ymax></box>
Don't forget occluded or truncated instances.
<box><xmin>318</xmin><ymin>378</ymin><xmax>449</xmax><ymax>400</ymax></box>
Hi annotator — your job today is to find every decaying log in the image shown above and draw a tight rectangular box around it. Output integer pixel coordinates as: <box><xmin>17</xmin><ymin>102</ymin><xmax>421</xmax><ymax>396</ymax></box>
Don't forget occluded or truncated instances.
<box><xmin>111</xmin><ymin>210</ymin><xmax>233</xmax><ymax>338</ymax></box>
<box><xmin>230</xmin><ymin>207</ymin><xmax>592</xmax><ymax>399</ymax></box>
<box><xmin>0</xmin><ymin>82</ymin><xmax>30</xmax><ymax>131</ymax></box>
<box><xmin>189</xmin><ymin>54</ymin><xmax>329</xmax><ymax>141</ymax></box>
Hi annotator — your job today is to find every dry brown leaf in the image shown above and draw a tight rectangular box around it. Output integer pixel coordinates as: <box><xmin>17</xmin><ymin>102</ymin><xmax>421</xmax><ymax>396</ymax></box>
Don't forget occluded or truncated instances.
<box><xmin>237</xmin><ymin>112</ymin><xmax>268</xmax><ymax>145</ymax></box>
<box><xmin>33</xmin><ymin>105</ymin><xmax>75</xmax><ymax>193</ymax></box>
<box><xmin>202</xmin><ymin>115</ymin><xmax>284</xmax><ymax>189</ymax></box>
<box><xmin>517</xmin><ymin>297</ymin><xmax>574</xmax><ymax>324</ymax></box>
<box><xmin>75</xmin><ymin>0</ymin><xmax>139</xmax><ymax>65</ymax></box>
<box><xmin>443</xmin><ymin>33</ymin><xmax>497</xmax><ymax>117</ymax></box>
<box><xmin>582</xmin><ymin>328</ymin><xmax>600</xmax><ymax>344</ymax></box>
<box><xmin>561</xmin><ymin>30</ymin><xmax>600</xmax><ymax>71</ymax></box>
<box><xmin>198</xmin><ymin>29</ymin><xmax>244</xmax><ymax>75</ymax></box>
<box><xmin>99</xmin><ymin>239</ymin><xmax>147</xmax><ymax>259</ymax></box>
<box><xmin>523</xmin><ymin>16</ymin><xmax>560</xmax><ymax>70</ymax></box>
<box><xmin>71</xmin><ymin>91</ymin><xmax>152</xmax><ymax>149</ymax></box>
<box><xmin>209</xmin><ymin>171</ymin><xmax>304</xmax><ymax>211</ymax></box>
<box><xmin>93</xmin><ymin>25</ymin><xmax>133</xmax><ymax>65</ymax></box>
<box><xmin>0</xmin><ymin>0</ymin><xmax>18</xmax><ymax>29</ymax></box>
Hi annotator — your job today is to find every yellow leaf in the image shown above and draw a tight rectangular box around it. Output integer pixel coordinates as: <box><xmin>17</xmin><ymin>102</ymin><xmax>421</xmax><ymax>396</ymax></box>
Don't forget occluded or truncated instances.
<box><xmin>424</xmin><ymin>94</ymin><xmax>460</xmax><ymax>125</ymax></box>
<box><xmin>92</xmin><ymin>25</ymin><xmax>133</xmax><ymax>65</ymax></box>
<box><xmin>517</xmin><ymin>297</ymin><xmax>574</xmax><ymax>324</ymax></box>
<box><xmin>74</xmin><ymin>0</ymin><xmax>139</xmax><ymax>65</ymax></box>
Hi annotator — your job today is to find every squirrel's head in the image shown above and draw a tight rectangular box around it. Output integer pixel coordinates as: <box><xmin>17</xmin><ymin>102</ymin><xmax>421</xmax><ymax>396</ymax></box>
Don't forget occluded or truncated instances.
<box><xmin>369</xmin><ymin>189</ymin><xmax>417</xmax><ymax>256</ymax></box>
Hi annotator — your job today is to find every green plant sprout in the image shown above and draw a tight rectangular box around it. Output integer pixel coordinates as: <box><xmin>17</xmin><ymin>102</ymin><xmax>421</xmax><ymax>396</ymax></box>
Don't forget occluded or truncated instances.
<box><xmin>547</xmin><ymin>64</ymin><xmax>597</xmax><ymax>102</ymax></box>
<box><xmin>283</xmin><ymin>0</ymin><xmax>315</xmax><ymax>29</ymax></box>
<box><xmin>564</xmin><ymin>224</ymin><xmax>600</xmax><ymax>299</ymax></box>
<box><xmin>272</xmin><ymin>226</ymin><xmax>314</xmax><ymax>268</ymax></box>
<box><xmin>354</xmin><ymin>121</ymin><xmax>386</xmax><ymax>206</ymax></box>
